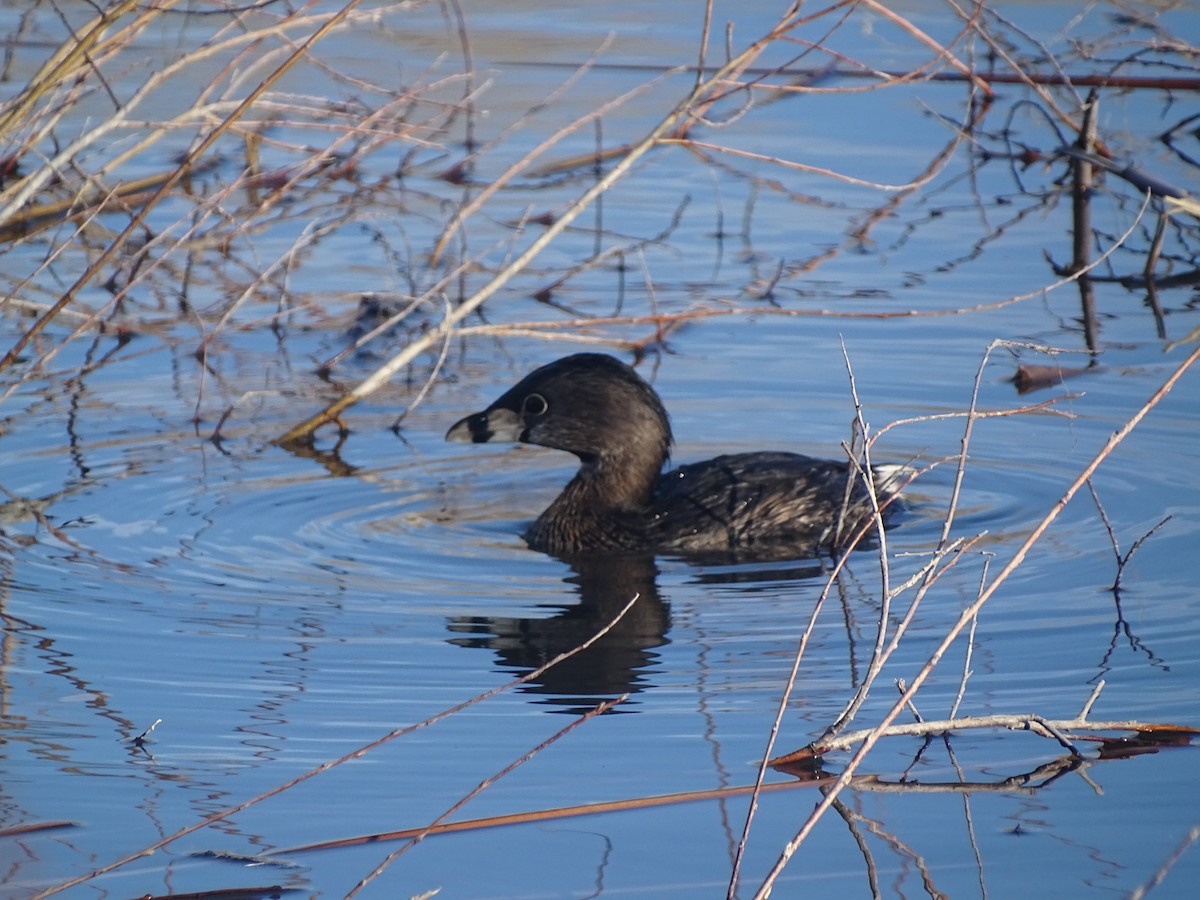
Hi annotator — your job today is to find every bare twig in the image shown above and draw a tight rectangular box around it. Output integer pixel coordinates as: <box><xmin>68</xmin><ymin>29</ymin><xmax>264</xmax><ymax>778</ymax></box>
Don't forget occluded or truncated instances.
<box><xmin>0</xmin><ymin>1</ymin><xmax>373</xmax><ymax>374</ymax></box>
<box><xmin>276</xmin><ymin>10</ymin><xmax>817</xmax><ymax>444</ymax></box>
<box><xmin>947</xmin><ymin>567</ymin><xmax>985</xmax><ymax>721</ymax></box>
<box><xmin>772</xmin><ymin>713</ymin><xmax>1198</xmax><ymax>764</ymax></box>
<box><xmin>35</xmin><ymin>593</ymin><xmax>642</xmax><ymax>898</ymax></box>
<box><xmin>348</xmin><ymin>694</ymin><xmax>628</xmax><ymax>897</ymax></box>
<box><xmin>1079</xmin><ymin>680</ymin><xmax>1105</xmax><ymax>720</ymax></box>
<box><xmin>1087</xmin><ymin>478</ymin><xmax>1172</xmax><ymax>593</ymax></box>
<box><xmin>752</xmin><ymin>341</ymin><xmax>1200</xmax><ymax>900</ymax></box>
<box><xmin>1128</xmin><ymin>824</ymin><xmax>1200</xmax><ymax>900</ymax></box>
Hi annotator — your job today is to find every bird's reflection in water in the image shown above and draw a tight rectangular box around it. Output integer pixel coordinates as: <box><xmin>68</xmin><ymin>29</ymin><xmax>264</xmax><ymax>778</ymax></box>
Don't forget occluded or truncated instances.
<box><xmin>446</xmin><ymin>550</ymin><xmax>836</xmax><ymax>713</ymax></box>
<box><xmin>446</xmin><ymin>553</ymin><xmax>667</xmax><ymax>714</ymax></box>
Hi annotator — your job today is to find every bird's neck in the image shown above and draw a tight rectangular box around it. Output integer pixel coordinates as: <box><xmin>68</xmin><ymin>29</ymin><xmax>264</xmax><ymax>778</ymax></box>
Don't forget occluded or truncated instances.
<box><xmin>526</xmin><ymin>451</ymin><xmax>663</xmax><ymax>554</ymax></box>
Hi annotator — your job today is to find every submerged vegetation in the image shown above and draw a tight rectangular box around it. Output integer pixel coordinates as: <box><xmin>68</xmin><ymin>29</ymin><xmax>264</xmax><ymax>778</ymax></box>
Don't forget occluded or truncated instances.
<box><xmin>1</xmin><ymin>1</ymin><xmax>1198</xmax><ymax>897</ymax></box>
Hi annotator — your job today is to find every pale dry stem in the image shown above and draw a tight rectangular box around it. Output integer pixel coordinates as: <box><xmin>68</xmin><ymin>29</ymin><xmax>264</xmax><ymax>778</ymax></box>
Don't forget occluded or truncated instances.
<box><xmin>348</xmin><ymin>694</ymin><xmax>628</xmax><ymax>896</ymax></box>
<box><xmin>276</xmin><ymin>8</ymin><xmax>819</xmax><ymax>444</ymax></box>
<box><xmin>750</xmin><ymin>340</ymin><xmax>1200</xmax><ymax>900</ymax></box>
<box><xmin>35</xmin><ymin>592</ymin><xmax>642</xmax><ymax>899</ymax></box>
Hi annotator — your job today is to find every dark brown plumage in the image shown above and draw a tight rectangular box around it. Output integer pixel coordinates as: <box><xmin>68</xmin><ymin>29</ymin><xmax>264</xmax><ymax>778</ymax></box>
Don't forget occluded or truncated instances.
<box><xmin>446</xmin><ymin>353</ymin><xmax>896</xmax><ymax>558</ymax></box>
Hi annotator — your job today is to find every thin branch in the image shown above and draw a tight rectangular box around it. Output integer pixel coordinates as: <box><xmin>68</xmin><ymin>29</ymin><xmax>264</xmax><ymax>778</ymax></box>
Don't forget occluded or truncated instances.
<box><xmin>0</xmin><ymin>0</ymin><xmax>373</xmax><ymax>374</ymax></box>
<box><xmin>774</xmin><ymin>713</ymin><xmax>1198</xmax><ymax>762</ymax></box>
<box><xmin>276</xmin><ymin>9</ymin><xmax>815</xmax><ymax>445</ymax></box>
<box><xmin>752</xmin><ymin>341</ymin><xmax>1200</xmax><ymax>900</ymax></box>
<box><xmin>348</xmin><ymin>694</ymin><xmax>628</xmax><ymax>896</ymax></box>
<box><xmin>1128</xmin><ymin>824</ymin><xmax>1200</xmax><ymax>900</ymax></box>
<box><xmin>34</xmin><ymin>593</ymin><xmax>642</xmax><ymax>898</ymax></box>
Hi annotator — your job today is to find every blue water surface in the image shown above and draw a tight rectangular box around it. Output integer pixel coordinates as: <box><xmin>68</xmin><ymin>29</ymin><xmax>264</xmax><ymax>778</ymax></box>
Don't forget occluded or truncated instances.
<box><xmin>1</xmin><ymin>2</ymin><xmax>1198</xmax><ymax>898</ymax></box>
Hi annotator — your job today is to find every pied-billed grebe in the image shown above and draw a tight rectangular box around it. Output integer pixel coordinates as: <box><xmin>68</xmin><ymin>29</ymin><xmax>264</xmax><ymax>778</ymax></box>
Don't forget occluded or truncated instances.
<box><xmin>446</xmin><ymin>353</ymin><xmax>898</xmax><ymax>557</ymax></box>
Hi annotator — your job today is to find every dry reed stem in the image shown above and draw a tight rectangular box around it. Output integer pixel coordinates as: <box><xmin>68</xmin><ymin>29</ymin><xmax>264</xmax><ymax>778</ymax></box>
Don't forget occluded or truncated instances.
<box><xmin>734</xmin><ymin>196</ymin><xmax>1163</xmax><ymax>893</ymax></box>
<box><xmin>0</xmin><ymin>820</ymin><xmax>78</xmax><ymax>838</ymax></box>
<box><xmin>426</xmin><ymin>33</ymin><xmax>627</xmax><ymax>265</ymax></box>
<box><xmin>726</xmin><ymin>344</ymin><xmax>886</xmax><ymax>889</ymax></box>
<box><xmin>1129</xmin><ymin>824</ymin><xmax>1200</xmax><ymax>900</ymax></box>
<box><xmin>737</xmin><ymin>365</ymin><xmax>1006</xmax><ymax>886</ymax></box>
<box><xmin>728</xmin><ymin>349</ymin><xmax>935</xmax><ymax>894</ymax></box>
<box><xmin>520</xmin><ymin>60</ymin><xmax>1200</xmax><ymax>93</ymax></box>
<box><xmin>749</xmin><ymin>340</ymin><xmax>1200</xmax><ymax>900</ymax></box>
<box><xmin>276</xmin><ymin>779</ymin><xmax>820</xmax><ymax>856</ymax></box>
<box><xmin>334</xmin><ymin>183</ymin><xmax>689</xmax><ymax>377</ymax></box>
<box><xmin>186</xmin><ymin>78</ymin><xmax>441</xmax><ymax>350</ymax></box>
<box><xmin>348</xmin><ymin>694</ymin><xmax>628</xmax><ymax>896</ymax></box>
<box><xmin>0</xmin><ymin>0</ymin><xmax>147</xmax><ymax>143</ymax></box>
<box><xmin>805</xmin><ymin>344</ymin><xmax>1002</xmax><ymax>743</ymax></box>
<box><xmin>859</xmin><ymin>0</ymin><xmax>992</xmax><ymax>97</ymax></box>
<box><xmin>33</xmin><ymin>592</ymin><xmax>641</xmax><ymax>899</ymax></box>
<box><xmin>947</xmin><ymin>567</ymin><xmax>985</xmax><ymax>722</ymax></box>
<box><xmin>1</xmin><ymin>169</ymin><xmax>272</xmax><ymax>405</ymax></box>
<box><xmin>1</xmin><ymin>6</ymin><xmax>449</xmax><ymax>410</ymax></box>
<box><xmin>0</xmin><ymin>0</ymin><xmax>374</xmax><ymax>375</ymax></box>
<box><xmin>1086</xmin><ymin>479</ymin><xmax>1173</xmax><ymax>594</ymax></box>
<box><xmin>729</xmin><ymin>512</ymin><xmax>980</xmax><ymax>895</ymax></box>
<box><xmin>264</xmin><ymin>712</ymin><xmax>1192</xmax><ymax>864</ymax></box>
<box><xmin>772</xmin><ymin>714</ymin><xmax>1200</xmax><ymax>764</ymax></box>
<box><xmin>284</xmin><ymin>192</ymin><xmax>1148</xmax><ymax>412</ymax></box>
<box><xmin>275</xmin><ymin>8</ymin><xmax>817</xmax><ymax>445</ymax></box>
<box><xmin>946</xmin><ymin>0</ymin><xmax>1095</xmax><ymax>149</ymax></box>
<box><xmin>664</xmin><ymin>138</ymin><xmax>959</xmax><ymax>192</ymax></box>
<box><xmin>812</xmin><ymin>354</ymin><xmax>1076</xmax><ymax>746</ymax></box>
<box><xmin>0</xmin><ymin>5</ymin><xmax>385</xmax><ymax>219</ymax></box>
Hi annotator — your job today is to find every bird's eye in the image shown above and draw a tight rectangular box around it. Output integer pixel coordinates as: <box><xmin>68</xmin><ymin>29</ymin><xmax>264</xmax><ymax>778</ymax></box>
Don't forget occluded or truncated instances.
<box><xmin>522</xmin><ymin>393</ymin><xmax>548</xmax><ymax>416</ymax></box>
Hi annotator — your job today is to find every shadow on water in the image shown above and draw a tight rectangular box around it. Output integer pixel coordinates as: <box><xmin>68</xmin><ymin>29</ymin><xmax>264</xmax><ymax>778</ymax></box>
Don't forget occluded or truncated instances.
<box><xmin>447</xmin><ymin>553</ymin><xmax>669</xmax><ymax>712</ymax></box>
<box><xmin>4</xmin><ymin>1</ymin><xmax>1200</xmax><ymax>896</ymax></box>
<box><xmin>444</xmin><ymin>547</ymin><xmax>841</xmax><ymax>711</ymax></box>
